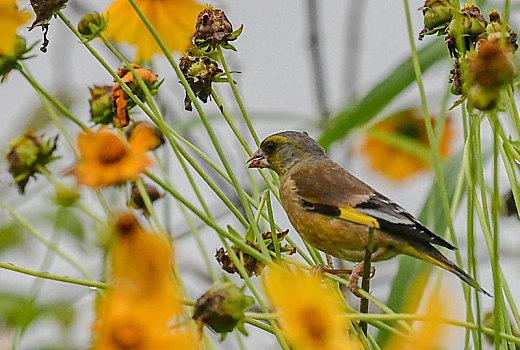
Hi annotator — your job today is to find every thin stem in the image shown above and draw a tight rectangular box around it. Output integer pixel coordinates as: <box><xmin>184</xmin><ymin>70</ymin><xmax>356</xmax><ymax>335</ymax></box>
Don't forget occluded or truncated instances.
<box><xmin>0</xmin><ymin>261</ymin><xmax>105</xmax><ymax>289</ymax></box>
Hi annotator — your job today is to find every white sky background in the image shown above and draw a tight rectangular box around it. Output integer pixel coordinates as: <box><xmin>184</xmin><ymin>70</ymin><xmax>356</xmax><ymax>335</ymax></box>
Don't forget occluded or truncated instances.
<box><xmin>0</xmin><ymin>0</ymin><xmax>519</xmax><ymax>349</ymax></box>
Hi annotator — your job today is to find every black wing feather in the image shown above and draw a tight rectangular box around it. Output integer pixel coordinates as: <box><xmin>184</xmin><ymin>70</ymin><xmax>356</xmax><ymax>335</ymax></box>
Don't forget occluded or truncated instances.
<box><xmin>354</xmin><ymin>194</ymin><xmax>456</xmax><ymax>250</ymax></box>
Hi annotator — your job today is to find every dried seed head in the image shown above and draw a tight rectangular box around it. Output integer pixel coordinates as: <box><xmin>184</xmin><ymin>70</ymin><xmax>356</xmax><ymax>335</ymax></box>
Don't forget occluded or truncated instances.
<box><xmin>192</xmin><ymin>6</ymin><xmax>243</xmax><ymax>52</ymax></box>
<box><xmin>179</xmin><ymin>54</ymin><xmax>222</xmax><ymax>110</ymax></box>
<box><xmin>29</xmin><ymin>0</ymin><xmax>68</xmax><ymax>30</ymax></box>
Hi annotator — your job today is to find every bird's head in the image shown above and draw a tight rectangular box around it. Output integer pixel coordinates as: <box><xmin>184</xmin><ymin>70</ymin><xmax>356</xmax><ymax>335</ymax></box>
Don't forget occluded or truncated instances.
<box><xmin>247</xmin><ymin>131</ymin><xmax>327</xmax><ymax>176</ymax></box>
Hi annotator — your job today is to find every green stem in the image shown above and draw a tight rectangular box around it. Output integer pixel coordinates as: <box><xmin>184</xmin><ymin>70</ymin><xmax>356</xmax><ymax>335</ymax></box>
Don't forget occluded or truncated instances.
<box><xmin>0</xmin><ymin>261</ymin><xmax>105</xmax><ymax>289</ymax></box>
<box><xmin>216</xmin><ymin>46</ymin><xmax>260</xmax><ymax>145</ymax></box>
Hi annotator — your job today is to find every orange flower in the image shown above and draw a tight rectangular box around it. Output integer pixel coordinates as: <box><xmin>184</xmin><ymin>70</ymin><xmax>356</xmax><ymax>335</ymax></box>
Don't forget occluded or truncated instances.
<box><xmin>69</xmin><ymin>129</ymin><xmax>153</xmax><ymax>188</ymax></box>
<box><xmin>0</xmin><ymin>0</ymin><xmax>31</xmax><ymax>55</ymax></box>
<box><xmin>92</xmin><ymin>212</ymin><xmax>199</xmax><ymax>350</ymax></box>
<box><xmin>112</xmin><ymin>65</ymin><xmax>159</xmax><ymax>128</ymax></box>
<box><xmin>104</xmin><ymin>0</ymin><xmax>203</xmax><ymax>62</ymax></box>
<box><xmin>359</xmin><ymin>110</ymin><xmax>453</xmax><ymax>181</ymax></box>
<box><xmin>263</xmin><ymin>265</ymin><xmax>361</xmax><ymax>350</ymax></box>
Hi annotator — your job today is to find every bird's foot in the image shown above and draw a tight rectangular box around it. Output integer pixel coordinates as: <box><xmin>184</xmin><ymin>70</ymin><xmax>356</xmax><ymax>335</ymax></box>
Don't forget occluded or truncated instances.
<box><xmin>348</xmin><ymin>263</ymin><xmax>376</xmax><ymax>297</ymax></box>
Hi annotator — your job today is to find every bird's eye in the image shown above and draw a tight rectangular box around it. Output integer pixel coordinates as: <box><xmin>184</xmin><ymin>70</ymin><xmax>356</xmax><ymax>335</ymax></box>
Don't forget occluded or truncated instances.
<box><xmin>263</xmin><ymin>141</ymin><xmax>276</xmax><ymax>154</ymax></box>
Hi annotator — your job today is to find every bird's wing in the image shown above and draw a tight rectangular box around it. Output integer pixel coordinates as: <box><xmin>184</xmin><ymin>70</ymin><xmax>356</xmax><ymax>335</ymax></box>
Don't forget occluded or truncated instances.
<box><xmin>290</xmin><ymin>160</ymin><xmax>456</xmax><ymax>250</ymax></box>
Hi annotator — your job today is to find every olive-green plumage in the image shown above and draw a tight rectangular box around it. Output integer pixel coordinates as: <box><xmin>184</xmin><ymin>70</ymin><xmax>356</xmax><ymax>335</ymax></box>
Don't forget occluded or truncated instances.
<box><xmin>248</xmin><ymin>131</ymin><xmax>489</xmax><ymax>296</ymax></box>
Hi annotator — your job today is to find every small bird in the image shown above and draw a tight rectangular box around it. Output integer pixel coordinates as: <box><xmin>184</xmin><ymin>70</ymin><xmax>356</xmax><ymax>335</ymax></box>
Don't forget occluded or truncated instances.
<box><xmin>247</xmin><ymin>131</ymin><xmax>489</xmax><ymax>296</ymax></box>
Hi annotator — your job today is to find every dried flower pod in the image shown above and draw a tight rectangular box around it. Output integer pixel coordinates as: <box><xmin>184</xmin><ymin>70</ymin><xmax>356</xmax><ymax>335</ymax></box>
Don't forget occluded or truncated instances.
<box><xmin>179</xmin><ymin>54</ymin><xmax>222</xmax><ymax>111</ymax></box>
<box><xmin>89</xmin><ymin>85</ymin><xmax>114</xmax><ymax>125</ymax></box>
<box><xmin>7</xmin><ymin>131</ymin><xmax>58</xmax><ymax>193</ymax></box>
<box><xmin>130</xmin><ymin>182</ymin><xmax>162</xmax><ymax>211</ymax></box>
<box><xmin>216</xmin><ymin>246</ymin><xmax>265</xmax><ymax>277</ymax></box>
<box><xmin>125</xmin><ymin>121</ymin><xmax>165</xmax><ymax>151</ymax></box>
<box><xmin>193</xmin><ymin>281</ymin><xmax>253</xmax><ymax>335</ymax></box>
<box><xmin>29</xmin><ymin>0</ymin><xmax>68</xmax><ymax>30</ymax></box>
<box><xmin>468</xmin><ymin>84</ymin><xmax>499</xmax><ymax>110</ymax></box>
<box><xmin>469</xmin><ymin>39</ymin><xmax>515</xmax><ymax>88</ymax></box>
<box><xmin>29</xmin><ymin>0</ymin><xmax>69</xmax><ymax>52</ymax></box>
<box><xmin>0</xmin><ymin>37</ymin><xmax>35</xmax><ymax>82</ymax></box>
<box><xmin>449</xmin><ymin>59</ymin><xmax>463</xmax><ymax>95</ymax></box>
<box><xmin>78</xmin><ymin>12</ymin><xmax>107</xmax><ymax>41</ymax></box>
<box><xmin>192</xmin><ymin>6</ymin><xmax>243</xmax><ymax>51</ymax></box>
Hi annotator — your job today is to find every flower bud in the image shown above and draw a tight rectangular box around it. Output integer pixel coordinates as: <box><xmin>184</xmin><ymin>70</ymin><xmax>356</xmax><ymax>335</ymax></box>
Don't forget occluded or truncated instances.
<box><xmin>179</xmin><ymin>54</ymin><xmax>222</xmax><ymax>111</ymax></box>
<box><xmin>469</xmin><ymin>85</ymin><xmax>499</xmax><ymax>111</ymax></box>
<box><xmin>7</xmin><ymin>131</ymin><xmax>58</xmax><ymax>193</ymax></box>
<box><xmin>0</xmin><ymin>37</ymin><xmax>34</xmax><ymax>82</ymax></box>
<box><xmin>54</xmin><ymin>184</ymin><xmax>80</xmax><ymax>207</ymax></box>
<box><xmin>89</xmin><ymin>85</ymin><xmax>114</xmax><ymax>125</ymax></box>
<box><xmin>448</xmin><ymin>4</ymin><xmax>486</xmax><ymax>38</ymax></box>
<box><xmin>77</xmin><ymin>12</ymin><xmax>107</xmax><ymax>41</ymax></box>
<box><xmin>421</xmin><ymin>0</ymin><xmax>454</xmax><ymax>31</ymax></box>
<box><xmin>193</xmin><ymin>281</ymin><xmax>253</xmax><ymax>335</ymax></box>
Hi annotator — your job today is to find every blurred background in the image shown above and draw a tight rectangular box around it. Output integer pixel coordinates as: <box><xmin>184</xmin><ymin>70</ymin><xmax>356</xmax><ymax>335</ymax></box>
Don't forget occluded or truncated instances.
<box><xmin>1</xmin><ymin>0</ymin><xmax>519</xmax><ymax>349</ymax></box>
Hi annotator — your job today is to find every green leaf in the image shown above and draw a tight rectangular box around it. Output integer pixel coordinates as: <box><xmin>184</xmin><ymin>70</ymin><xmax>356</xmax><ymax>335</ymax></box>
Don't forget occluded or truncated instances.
<box><xmin>319</xmin><ymin>38</ymin><xmax>448</xmax><ymax>149</ymax></box>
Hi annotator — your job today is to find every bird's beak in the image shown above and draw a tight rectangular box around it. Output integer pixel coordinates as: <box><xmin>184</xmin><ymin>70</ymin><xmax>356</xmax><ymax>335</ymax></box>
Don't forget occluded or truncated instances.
<box><xmin>247</xmin><ymin>149</ymin><xmax>269</xmax><ymax>168</ymax></box>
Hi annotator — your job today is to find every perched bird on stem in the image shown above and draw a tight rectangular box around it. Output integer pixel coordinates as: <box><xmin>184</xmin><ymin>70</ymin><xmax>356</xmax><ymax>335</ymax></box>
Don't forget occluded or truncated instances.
<box><xmin>248</xmin><ymin>131</ymin><xmax>489</xmax><ymax>296</ymax></box>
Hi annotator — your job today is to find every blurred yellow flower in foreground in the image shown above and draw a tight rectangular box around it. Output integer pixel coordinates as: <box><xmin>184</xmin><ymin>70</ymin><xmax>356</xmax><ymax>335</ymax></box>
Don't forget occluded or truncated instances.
<box><xmin>69</xmin><ymin>129</ymin><xmax>153</xmax><ymax>188</ymax></box>
<box><xmin>359</xmin><ymin>109</ymin><xmax>454</xmax><ymax>182</ymax></box>
<box><xmin>104</xmin><ymin>0</ymin><xmax>203</xmax><ymax>61</ymax></box>
<box><xmin>386</xmin><ymin>284</ymin><xmax>452</xmax><ymax>350</ymax></box>
<box><xmin>0</xmin><ymin>0</ymin><xmax>31</xmax><ymax>54</ymax></box>
<box><xmin>263</xmin><ymin>265</ymin><xmax>360</xmax><ymax>350</ymax></box>
<box><xmin>92</xmin><ymin>212</ymin><xmax>199</xmax><ymax>350</ymax></box>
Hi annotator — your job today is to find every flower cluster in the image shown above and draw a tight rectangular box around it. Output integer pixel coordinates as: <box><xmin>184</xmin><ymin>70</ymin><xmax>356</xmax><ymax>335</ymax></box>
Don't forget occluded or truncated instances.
<box><xmin>420</xmin><ymin>2</ymin><xmax>517</xmax><ymax>110</ymax></box>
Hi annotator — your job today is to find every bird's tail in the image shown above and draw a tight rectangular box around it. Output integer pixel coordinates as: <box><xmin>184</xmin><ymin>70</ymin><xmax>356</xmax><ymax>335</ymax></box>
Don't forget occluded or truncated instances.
<box><xmin>404</xmin><ymin>243</ymin><xmax>492</xmax><ymax>297</ymax></box>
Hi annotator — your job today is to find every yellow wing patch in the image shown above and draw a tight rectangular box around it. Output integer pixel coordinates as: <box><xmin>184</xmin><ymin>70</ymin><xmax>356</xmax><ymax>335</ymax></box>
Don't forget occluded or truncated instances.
<box><xmin>339</xmin><ymin>207</ymin><xmax>380</xmax><ymax>228</ymax></box>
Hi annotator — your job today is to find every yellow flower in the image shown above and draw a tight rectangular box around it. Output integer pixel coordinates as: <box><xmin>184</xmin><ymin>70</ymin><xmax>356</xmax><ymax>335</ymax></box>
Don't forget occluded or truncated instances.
<box><xmin>385</xmin><ymin>283</ymin><xmax>453</xmax><ymax>350</ymax></box>
<box><xmin>69</xmin><ymin>129</ymin><xmax>153</xmax><ymax>188</ymax></box>
<box><xmin>0</xmin><ymin>0</ymin><xmax>31</xmax><ymax>55</ymax></box>
<box><xmin>263</xmin><ymin>265</ymin><xmax>360</xmax><ymax>350</ymax></box>
<box><xmin>92</xmin><ymin>212</ymin><xmax>200</xmax><ymax>350</ymax></box>
<box><xmin>359</xmin><ymin>109</ymin><xmax>453</xmax><ymax>181</ymax></box>
<box><xmin>104</xmin><ymin>0</ymin><xmax>203</xmax><ymax>62</ymax></box>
